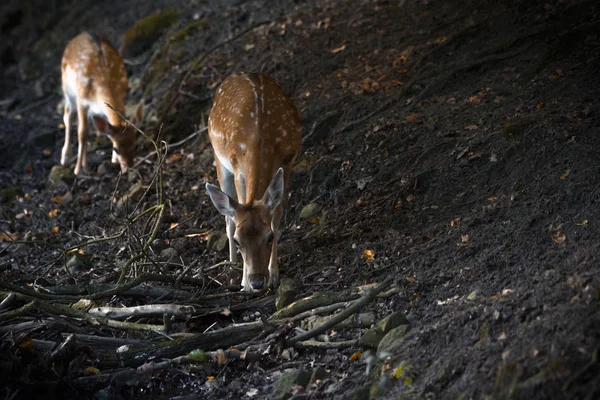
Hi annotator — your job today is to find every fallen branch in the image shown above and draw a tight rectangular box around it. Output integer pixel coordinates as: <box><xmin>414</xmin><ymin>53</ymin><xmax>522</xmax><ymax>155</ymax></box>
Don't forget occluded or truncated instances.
<box><xmin>37</xmin><ymin>302</ymin><xmax>166</xmax><ymax>332</ymax></box>
<box><xmin>114</xmin><ymin>320</ymin><xmax>268</xmax><ymax>368</ymax></box>
<box><xmin>88</xmin><ymin>304</ymin><xmax>197</xmax><ymax>320</ymax></box>
<box><xmin>284</xmin><ymin>276</ymin><xmax>393</xmax><ymax>348</ymax></box>
<box><xmin>71</xmin><ymin>347</ymin><xmax>261</xmax><ymax>391</ymax></box>
<box><xmin>270</xmin><ymin>290</ymin><xmax>361</xmax><ymax>320</ymax></box>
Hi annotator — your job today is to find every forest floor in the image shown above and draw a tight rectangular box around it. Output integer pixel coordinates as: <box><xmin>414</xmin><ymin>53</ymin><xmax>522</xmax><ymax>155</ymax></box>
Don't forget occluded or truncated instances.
<box><xmin>1</xmin><ymin>0</ymin><xmax>599</xmax><ymax>399</ymax></box>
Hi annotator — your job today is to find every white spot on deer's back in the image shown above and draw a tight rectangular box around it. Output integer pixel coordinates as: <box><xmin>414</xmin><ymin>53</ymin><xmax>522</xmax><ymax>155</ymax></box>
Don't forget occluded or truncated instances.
<box><xmin>239</xmin><ymin>143</ymin><xmax>247</xmax><ymax>151</ymax></box>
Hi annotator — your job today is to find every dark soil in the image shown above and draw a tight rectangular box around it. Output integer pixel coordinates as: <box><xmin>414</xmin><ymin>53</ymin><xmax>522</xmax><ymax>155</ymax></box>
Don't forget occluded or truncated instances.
<box><xmin>1</xmin><ymin>0</ymin><xmax>599</xmax><ymax>399</ymax></box>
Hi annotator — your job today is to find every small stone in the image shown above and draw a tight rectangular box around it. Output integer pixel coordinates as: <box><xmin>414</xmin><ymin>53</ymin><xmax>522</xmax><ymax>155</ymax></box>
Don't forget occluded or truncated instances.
<box><xmin>276</xmin><ymin>278</ymin><xmax>302</xmax><ymax>310</ymax></box>
<box><xmin>160</xmin><ymin>247</ymin><xmax>178</xmax><ymax>260</ymax></box>
<box><xmin>66</xmin><ymin>254</ymin><xmax>90</xmax><ymax>274</ymax></box>
<box><xmin>273</xmin><ymin>369</ymin><xmax>311</xmax><ymax>400</ymax></box>
<box><xmin>378</xmin><ymin>312</ymin><xmax>409</xmax><ymax>332</ymax></box>
<box><xmin>360</xmin><ymin>312</ymin><xmax>409</xmax><ymax>348</ymax></box>
<box><xmin>61</xmin><ymin>191</ymin><xmax>73</xmax><ymax>204</ymax></box>
<box><xmin>299</xmin><ymin>203</ymin><xmax>320</xmax><ymax>219</ymax></box>
<box><xmin>97</xmin><ymin>162</ymin><xmax>109</xmax><ymax>176</ymax></box>
<box><xmin>310</xmin><ymin>366</ymin><xmax>329</xmax><ymax>384</ymax></box>
<box><xmin>335</xmin><ymin>386</ymin><xmax>370</xmax><ymax>400</ymax></box>
<box><xmin>377</xmin><ymin>325</ymin><xmax>410</xmax><ymax>357</ymax></box>
<box><xmin>49</xmin><ymin>165</ymin><xmax>75</xmax><ymax>186</ymax></box>
<box><xmin>228</xmin><ymin>379</ymin><xmax>243</xmax><ymax>391</ymax></box>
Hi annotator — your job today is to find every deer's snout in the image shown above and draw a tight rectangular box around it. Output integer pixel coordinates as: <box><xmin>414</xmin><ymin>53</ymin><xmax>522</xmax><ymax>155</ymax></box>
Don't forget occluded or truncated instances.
<box><xmin>248</xmin><ymin>274</ymin><xmax>267</xmax><ymax>291</ymax></box>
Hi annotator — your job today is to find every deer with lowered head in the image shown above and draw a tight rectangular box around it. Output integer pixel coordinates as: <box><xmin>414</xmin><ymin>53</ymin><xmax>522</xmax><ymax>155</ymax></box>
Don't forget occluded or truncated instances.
<box><xmin>60</xmin><ymin>32</ymin><xmax>143</xmax><ymax>175</ymax></box>
<box><xmin>205</xmin><ymin>72</ymin><xmax>302</xmax><ymax>292</ymax></box>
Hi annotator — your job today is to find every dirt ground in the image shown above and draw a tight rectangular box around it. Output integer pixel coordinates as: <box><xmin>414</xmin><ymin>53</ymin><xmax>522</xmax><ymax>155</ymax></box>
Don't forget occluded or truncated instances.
<box><xmin>1</xmin><ymin>0</ymin><xmax>599</xmax><ymax>399</ymax></box>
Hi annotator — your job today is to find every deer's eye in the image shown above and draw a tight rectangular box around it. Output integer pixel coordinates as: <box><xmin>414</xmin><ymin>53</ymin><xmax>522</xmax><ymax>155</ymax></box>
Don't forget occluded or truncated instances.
<box><xmin>233</xmin><ymin>238</ymin><xmax>241</xmax><ymax>248</ymax></box>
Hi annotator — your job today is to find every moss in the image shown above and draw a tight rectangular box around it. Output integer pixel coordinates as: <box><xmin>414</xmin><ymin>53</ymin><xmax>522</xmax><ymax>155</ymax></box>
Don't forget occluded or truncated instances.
<box><xmin>121</xmin><ymin>8</ymin><xmax>178</xmax><ymax>57</ymax></box>
<box><xmin>0</xmin><ymin>187</ymin><xmax>24</xmax><ymax>203</ymax></box>
<box><xmin>168</xmin><ymin>19</ymin><xmax>208</xmax><ymax>44</ymax></box>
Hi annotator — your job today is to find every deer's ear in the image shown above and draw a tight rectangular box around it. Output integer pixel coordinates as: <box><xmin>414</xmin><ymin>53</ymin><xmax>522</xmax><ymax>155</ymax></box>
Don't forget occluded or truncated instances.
<box><xmin>92</xmin><ymin>115</ymin><xmax>110</xmax><ymax>135</ymax></box>
<box><xmin>206</xmin><ymin>183</ymin><xmax>238</xmax><ymax>218</ymax></box>
<box><xmin>263</xmin><ymin>167</ymin><xmax>284</xmax><ymax>209</ymax></box>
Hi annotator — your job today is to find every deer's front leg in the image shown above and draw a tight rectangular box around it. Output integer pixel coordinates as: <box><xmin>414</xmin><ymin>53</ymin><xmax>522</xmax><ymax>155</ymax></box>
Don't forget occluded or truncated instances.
<box><xmin>61</xmin><ymin>101</ymin><xmax>73</xmax><ymax>166</ymax></box>
<box><xmin>268</xmin><ymin>204</ymin><xmax>283</xmax><ymax>289</ymax></box>
<box><xmin>74</xmin><ymin>103</ymin><xmax>89</xmax><ymax>175</ymax></box>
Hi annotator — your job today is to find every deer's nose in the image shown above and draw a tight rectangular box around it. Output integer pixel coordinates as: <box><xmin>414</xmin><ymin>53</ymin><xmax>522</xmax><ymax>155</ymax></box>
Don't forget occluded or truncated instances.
<box><xmin>249</xmin><ymin>274</ymin><xmax>266</xmax><ymax>291</ymax></box>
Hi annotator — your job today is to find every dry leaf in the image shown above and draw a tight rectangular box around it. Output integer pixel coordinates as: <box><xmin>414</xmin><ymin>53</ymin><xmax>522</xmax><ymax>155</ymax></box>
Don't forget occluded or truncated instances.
<box><xmin>168</xmin><ymin>222</ymin><xmax>179</xmax><ymax>231</ymax></box>
<box><xmin>406</xmin><ymin>276</ymin><xmax>416</xmax><ymax>283</ymax></box>
<box><xmin>363</xmin><ymin>249</ymin><xmax>375</xmax><ymax>262</ymax></box>
<box><xmin>216</xmin><ymin>349</ymin><xmax>227</xmax><ymax>365</ymax></box>
<box><xmin>406</xmin><ymin>194</ymin><xmax>414</xmax><ymax>201</ymax></box>
<box><xmin>52</xmin><ymin>195</ymin><xmax>63</xmax><ymax>204</ymax></box>
<box><xmin>461</xmin><ymin>234</ymin><xmax>469</xmax><ymax>242</ymax></box>
<box><xmin>560</xmin><ymin>169</ymin><xmax>570</xmax><ymax>180</ymax></box>
<box><xmin>577</xmin><ymin>219</ymin><xmax>588</xmax><ymax>226</ymax></box>
<box><xmin>185</xmin><ymin>232</ymin><xmax>208</xmax><ymax>238</ymax></box>
<box><xmin>43</xmin><ymin>149</ymin><xmax>52</xmax><ymax>156</ymax></box>
<box><xmin>48</xmin><ymin>209</ymin><xmax>59</xmax><ymax>218</ymax></box>
<box><xmin>404</xmin><ymin>113</ymin><xmax>422</xmax><ymax>123</ymax></box>
<box><xmin>536</xmin><ymin>101</ymin><xmax>545</xmax><ymax>110</ymax></box>
<box><xmin>465</xmin><ymin>124</ymin><xmax>478</xmax><ymax>130</ymax></box>
<box><xmin>330</xmin><ymin>44</ymin><xmax>347</xmax><ymax>53</ymax></box>
<box><xmin>25</xmin><ymin>166</ymin><xmax>33</xmax><ymax>173</ymax></box>
<box><xmin>349</xmin><ymin>352</ymin><xmax>362</xmax><ymax>361</ymax></box>
<box><xmin>170</xmin><ymin>154</ymin><xmax>182</xmax><ymax>162</ymax></box>
<box><xmin>207</xmin><ymin>376</ymin><xmax>215</xmax><ymax>381</ymax></box>
<box><xmin>0</xmin><ymin>232</ymin><xmax>19</xmax><ymax>241</ymax></box>
<box><xmin>450</xmin><ymin>217</ymin><xmax>461</xmax><ymax>227</ymax></box>
<box><xmin>309</xmin><ymin>217</ymin><xmax>320</xmax><ymax>224</ymax></box>
<box><xmin>551</xmin><ymin>231</ymin><xmax>566</xmax><ymax>244</ymax></box>
<box><xmin>52</xmin><ymin>226</ymin><xmax>59</xmax><ymax>233</ymax></box>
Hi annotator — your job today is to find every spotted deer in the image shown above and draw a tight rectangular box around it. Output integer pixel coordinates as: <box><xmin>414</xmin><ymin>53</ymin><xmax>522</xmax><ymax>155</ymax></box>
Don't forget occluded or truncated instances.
<box><xmin>205</xmin><ymin>73</ymin><xmax>302</xmax><ymax>292</ymax></box>
<box><xmin>61</xmin><ymin>32</ymin><xmax>143</xmax><ymax>175</ymax></box>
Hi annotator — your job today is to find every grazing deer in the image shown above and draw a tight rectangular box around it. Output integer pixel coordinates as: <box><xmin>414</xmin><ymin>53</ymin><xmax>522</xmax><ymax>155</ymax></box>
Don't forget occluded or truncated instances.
<box><xmin>205</xmin><ymin>73</ymin><xmax>302</xmax><ymax>292</ymax></box>
<box><xmin>60</xmin><ymin>32</ymin><xmax>142</xmax><ymax>175</ymax></box>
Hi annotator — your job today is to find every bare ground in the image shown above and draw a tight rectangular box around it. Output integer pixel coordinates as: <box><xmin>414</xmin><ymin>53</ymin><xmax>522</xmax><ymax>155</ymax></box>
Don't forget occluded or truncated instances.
<box><xmin>1</xmin><ymin>0</ymin><xmax>599</xmax><ymax>399</ymax></box>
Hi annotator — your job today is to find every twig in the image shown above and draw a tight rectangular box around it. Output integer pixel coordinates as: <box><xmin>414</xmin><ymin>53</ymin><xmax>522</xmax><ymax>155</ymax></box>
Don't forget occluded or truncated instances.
<box><xmin>284</xmin><ymin>276</ymin><xmax>393</xmax><ymax>347</ymax></box>
<box><xmin>293</xmin><ymin>339</ymin><xmax>357</xmax><ymax>349</ymax></box>
<box><xmin>133</xmin><ymin>126</ymin><xmax>207</xmax><ymax>168</ymax></box>
<box><xmin>0</xmin><ymin>292</ymin><xmax>17</xmax><ymax>312</ymax></box>
<box><xmin>174</xmin><ymin>259</ymin><xmax>200</xmax><ymax>289</ymax></box>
